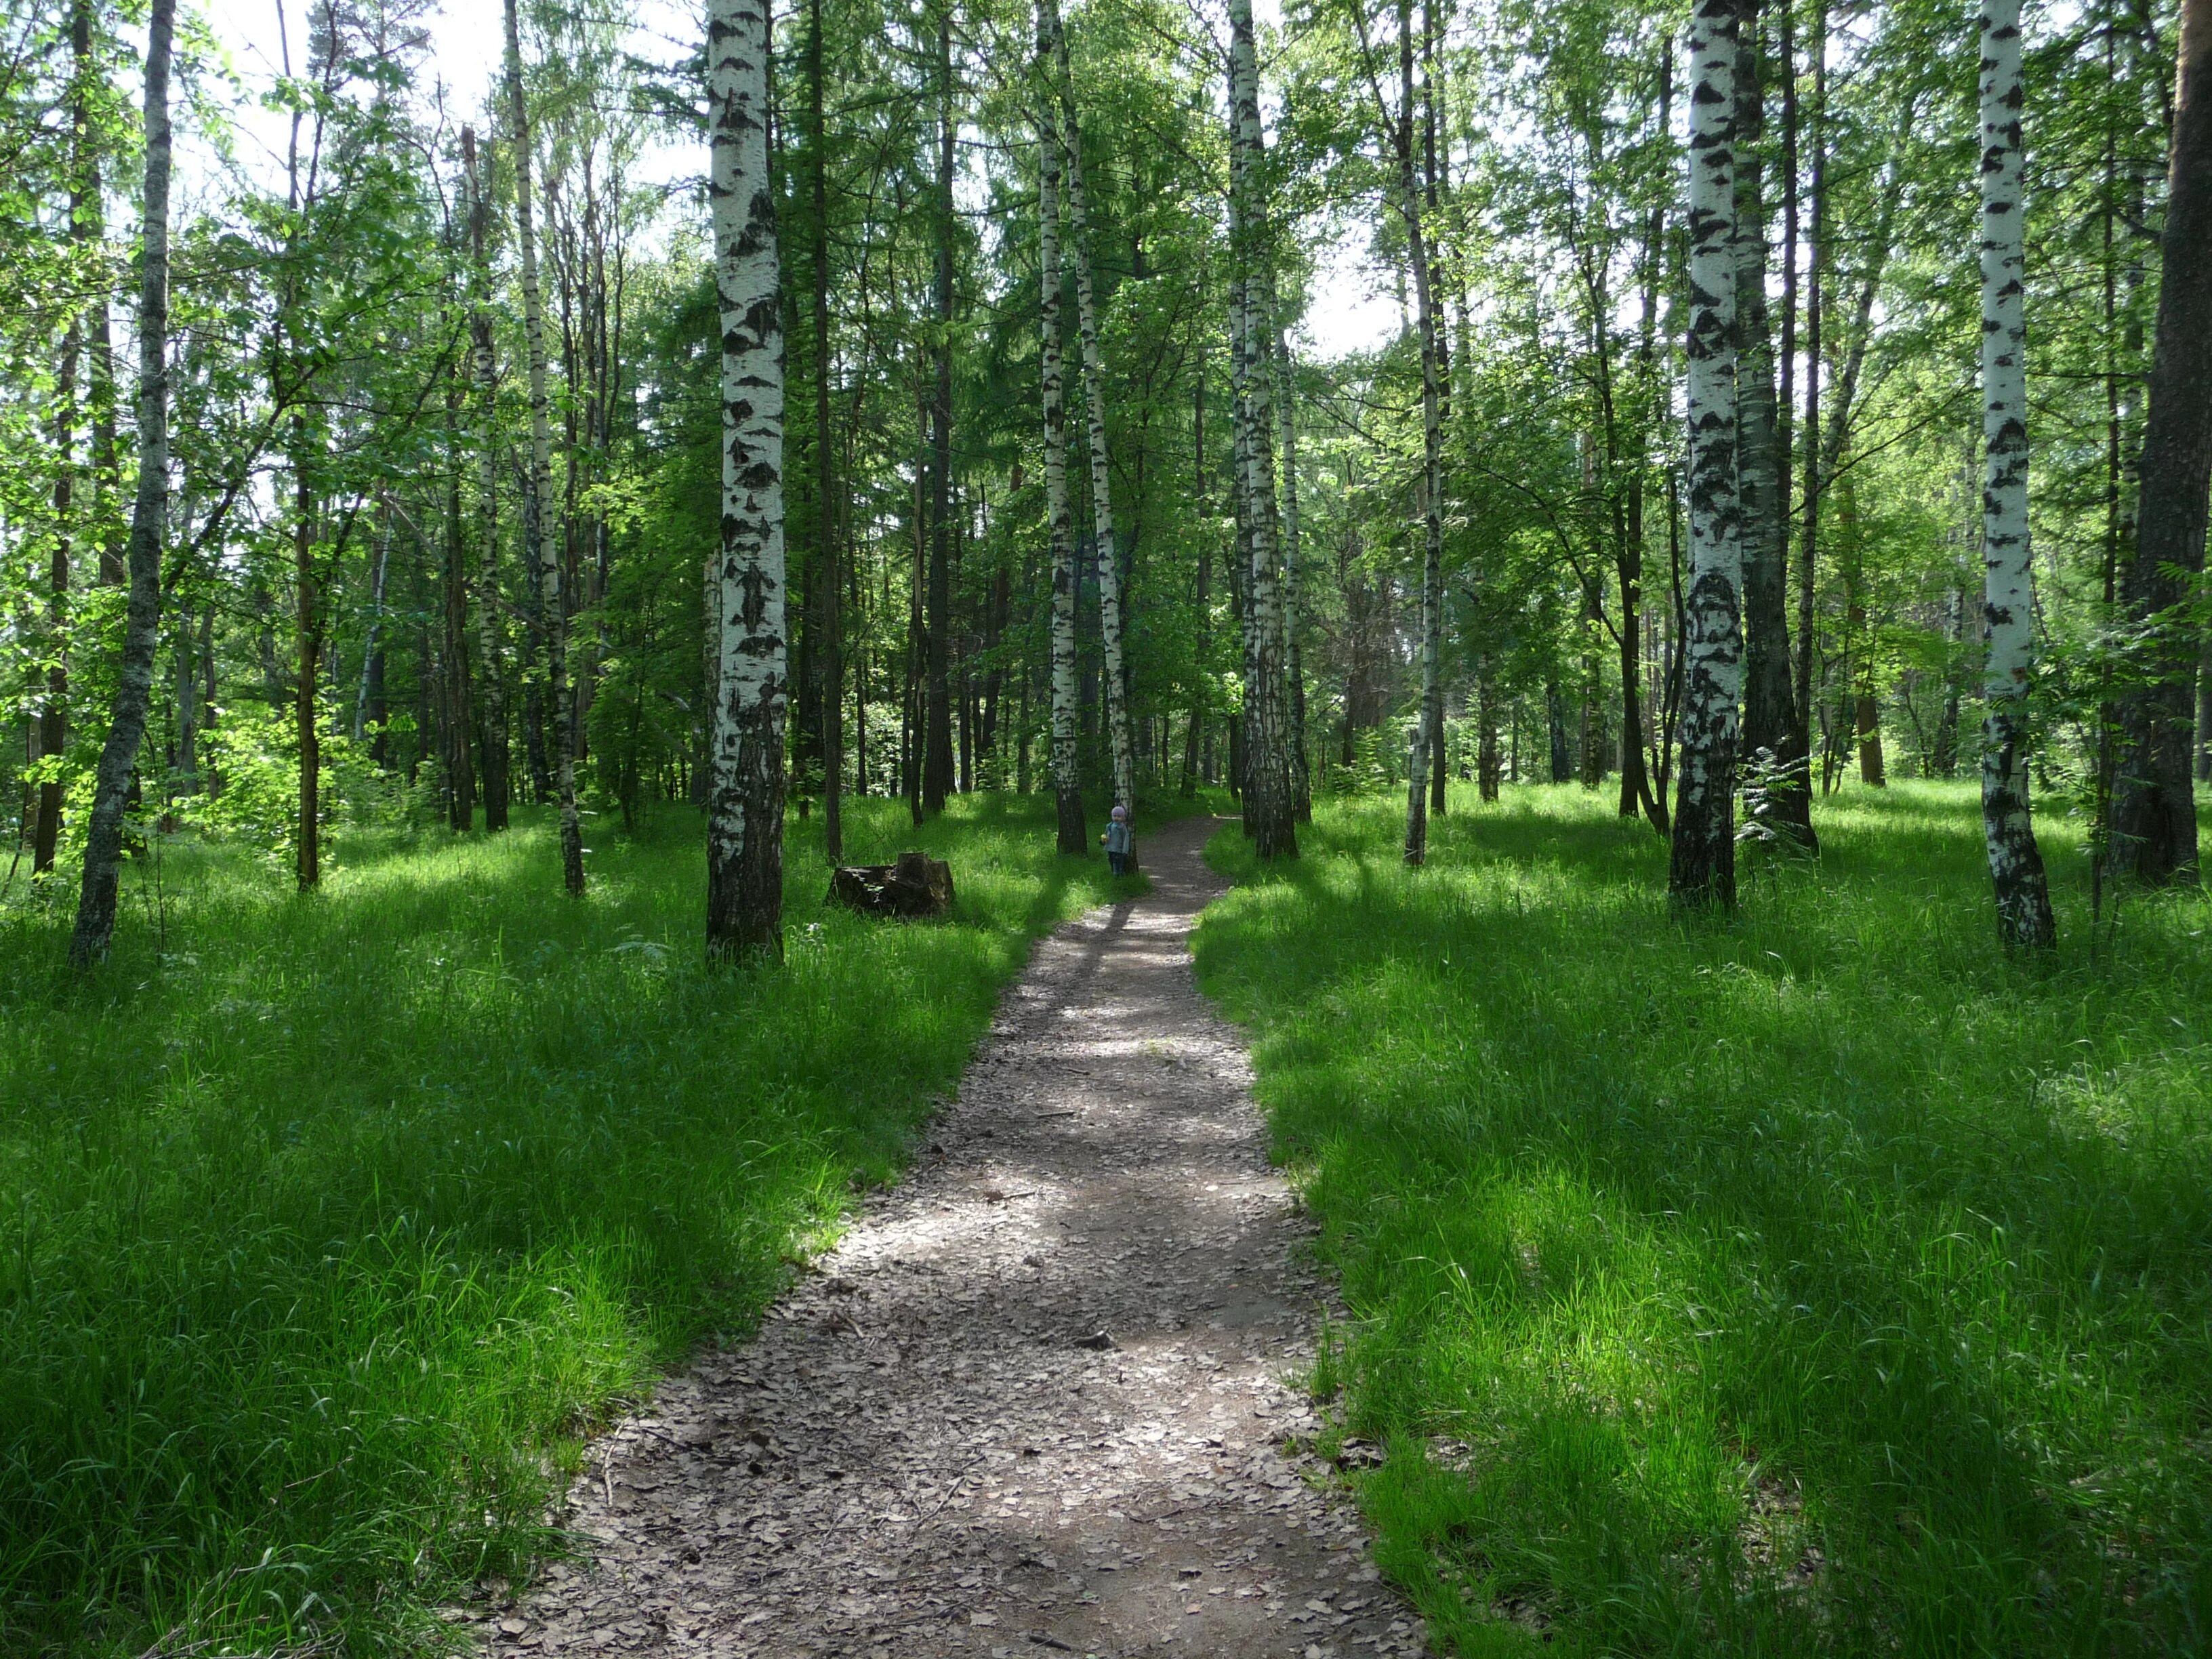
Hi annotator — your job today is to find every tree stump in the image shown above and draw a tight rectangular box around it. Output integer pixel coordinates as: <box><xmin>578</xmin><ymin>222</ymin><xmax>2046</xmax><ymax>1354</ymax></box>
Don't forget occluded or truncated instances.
<box><xmin>825</xmin><ymin>851</ymin><xmax>956</xmax><ymax>918</ymax></box>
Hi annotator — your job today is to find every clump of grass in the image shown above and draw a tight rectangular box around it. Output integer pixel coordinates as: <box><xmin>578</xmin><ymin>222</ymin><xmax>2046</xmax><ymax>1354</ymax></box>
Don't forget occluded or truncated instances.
<box><xmin>1197</xmin><ymin>783</ymin><xmax>2212</xmax><ymax>1656</ymax></box>
<box><xmin>0</xmin><ymin>793</ymin><xmax>1128</xmax><ymax>1656</ymax></box>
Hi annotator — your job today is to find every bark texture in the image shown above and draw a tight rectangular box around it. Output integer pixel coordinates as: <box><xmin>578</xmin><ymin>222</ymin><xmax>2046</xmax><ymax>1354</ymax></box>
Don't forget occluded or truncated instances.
<box><xmin>70</xmin><ymin>0</ymin><xmax>172</xmax><ymax>968</ymax></box>
<box><xmin>1275</xmin><ymin>328</ymin><xmax>1310</xmax><ymax>821</ymax></box>
<box><xmin>1975</xmin><ymin>0</ymin><xmax>2056</xmax><ymax>949</ymax></box>
<box><xmin>506</xmin><ymin>0</ymin><xmax>585</xmax><ymax>895</ymax></box>
<box><xmin>705</xmin><ymin>0</ymin><xmax>790</xmax><ymax>960</ymax></box>
<box><xmin>1395</xmin><ymin>0</ymin><xmax>1444</xmax><ymax>868</ymax></box>
<box><xmin>1045</xmin><ymin>0</ymin><xmax>1138</xmax><ymax>819</ymax></box>
<box><xmin>1669</xmin><ymin>0</ymin><xmax>1745</xmax><ymax>911</ymax></box>
<box><xmin>1038</xmin><ymin>46</ymin><xmax>1086</xmax><ymax>855</ymax></box>
<box><xmin>465</xmin><ymin>126</ymin><xmax>511</xmax><ymax>831</ymax></box>
<box><xmin>811</xmin><ymin>0</ymin><xmax>842</xmax><ymax>863</ymax></box>
<box><xmin>1734</xmin><ymin>0</ymin><xmax>1813</xmax><ymax>846</ymax></box>
<box><xmin>2108</xmin><ymin>0</ymin><xmax>2212</xmax><ymax>886</ymax></box>
<box><xmin>1227</xmin><ymin>0</ymin><xmax>1297</xmax><ymax>861</ymax></box>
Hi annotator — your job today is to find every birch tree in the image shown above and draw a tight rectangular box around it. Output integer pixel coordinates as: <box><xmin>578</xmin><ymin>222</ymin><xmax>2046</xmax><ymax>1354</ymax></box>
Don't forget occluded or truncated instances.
<box><xmin>2108</xmin><ymin>0</ymin><xmax>2212</xmax><ymax>886</ymax></box>
<box><xmin>69</xmin><ymin>0</ymin><xmax>171</xmax><ymax>967</ymax></box>
<box><xmin>1975</xmin><ymin>0</ymin><xmax>2055</xmax><ymax>947</ymax></box>
<box><xmin>1038</xmin><ymin>15</ymin><xmax>1085</xmax><ymax>855</ymax></box>
<box><xmin>1044</xmin><ymin>0</ymin><xmax>1137</xmax><ymax>816</ymax></box>
<box><xmin>704</xmin><ymin>0</ymin><xmax>789</xmax><ymax>958</ymax></box>
<box><xmin>505</xmin><ymin>0</ymin><xmax>585</xmax><ymax>896</ymax></box>
<box><xmin>1733</xmin><ymin>0</ymin><xmax>1811</xmax><ymax>847</ymax></box>
<box><xmin>1667</xmin><ymin>0</ymin><xmax>1744</xmax><ymax>909</ymax></box>
<box><xmin>1392</xmin><ymin>0</ymin><xmax>1444</xmax><ymax>868</ymax></box>
<box><xmin>1227</xmin><ymin>0</ymin><xmax>1297</xmax><ymax>861</ymax></box>
<box><xmin>464</xmin><ymin>124</ymin><xmax>510</xmax><ymax>830</ymax></box>
<box><xmin>808</xmin><ymin>0</ymin><xmax>843</xmax><ymax>863</ymax></box>
<box><xmin>1275</xmin><ymin>325</ymin><xmax>1309</xmax><ymax>821</ymax></box>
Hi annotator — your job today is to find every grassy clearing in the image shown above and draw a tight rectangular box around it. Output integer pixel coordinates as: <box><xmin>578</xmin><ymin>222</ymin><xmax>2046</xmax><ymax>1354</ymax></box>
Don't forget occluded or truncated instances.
<box><xmin>0</xmin><ymin>791</ymin><xmax>1160</xmax><ymax>1656</ymax></box>
<box><xmin>1196</xmin><ymin>783</ymin><xmax>2212</xmax><ymax>1657</ymax></box>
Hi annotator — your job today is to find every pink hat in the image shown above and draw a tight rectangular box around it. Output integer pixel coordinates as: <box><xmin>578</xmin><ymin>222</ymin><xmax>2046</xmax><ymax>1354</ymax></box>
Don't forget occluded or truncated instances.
<box><xmin>1111</xmin><ymin>804</ymin><xmax>1128</xmax><ymax>821</ymax></box>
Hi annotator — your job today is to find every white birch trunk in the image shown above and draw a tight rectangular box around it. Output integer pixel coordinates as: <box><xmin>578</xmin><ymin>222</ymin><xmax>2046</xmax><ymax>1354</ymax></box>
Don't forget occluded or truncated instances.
<box><xmin>464</xmin><ymin>125</ymin><xmax>510</xmax><ymax>830</ymax></box>
<box><xmin>69</xmin><ymin>0</ymin><xmax>171</xmax><ymax>967</ymax></box>
<box><xmin>1668</xmin><ymin>0</ymin><xmax>1745</xmax><ymax>909</ymax></box>
<box><xmin>1226</xmin><ymin>216</ymin><xmax>1256</xmax><ymax>821</ymax></box>
<box><xmin>504</xmin><ymin>0</ymin><xmax>585</xmax><ymax>897</ymax></box>
<box><xmin>705</xmin><ymin>0</ymin><xmax>790</xmax><ymax>958</ymax></box>
<box><xmin>1275</xmin><ymin>326</ymin><xmax>1309</xmax><ymax>821</ymax></box>
<box><xmin>1227</xmin><ymin>0</ymin><xmax>1297</xmax><ymax>859</ymax></box>
<box><xmin>1038</xmin><ymin>24</ymin><xmax>1086</xmax><ymax>855</ymax></box>
<box><xmin>1042</xmin><ymin>0</ymin><xmax>1137</xmax><ymax>817</ymax></box>
<box><xmin>1976</xmin><ymin>0</ymin><xmax>2055</xmax><ymax>947</ymax></box>
<box><xmin>1395</xmin><ymin>0</ymin><xmax>1444</xmax><ymax>868</ymax></box>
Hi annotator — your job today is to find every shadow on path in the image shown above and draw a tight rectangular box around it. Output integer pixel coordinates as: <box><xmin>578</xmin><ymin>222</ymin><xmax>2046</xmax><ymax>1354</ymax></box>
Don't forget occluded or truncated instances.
<box><xmin>484</xmin><ymin>816</ymin><xmax>1425</xmax><ymax>1658</ymax></box>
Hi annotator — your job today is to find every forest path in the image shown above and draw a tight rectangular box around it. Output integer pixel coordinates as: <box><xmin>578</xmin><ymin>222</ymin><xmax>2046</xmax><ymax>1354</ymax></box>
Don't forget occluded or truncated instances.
<box><xmin>484</xmin><ymin>815</ymin><xmax>1423</xmax><ymax>1659</ymax></box>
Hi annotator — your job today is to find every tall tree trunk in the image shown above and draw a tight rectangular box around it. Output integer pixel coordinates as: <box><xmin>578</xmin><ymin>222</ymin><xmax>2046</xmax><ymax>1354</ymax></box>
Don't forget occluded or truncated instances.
<box><xmin>1669</xmin><ymin>0</ymin><xmax>1745</xmax><ymax>910</ymax></box>
<box><xmin>1227</xmin><ymin>0</ymin><xmax>1297</xmax><ymax>861</ymax></box>
<box><xmin>1275</xmin><ymin>328</ymin><xmax>1311</xmax><ymax>820</ymax></box>
<box><xmin>1420</xmin><ymin>1</ymin><xmax>1450</xmax><ymax>823</ymax></box>
<box><xmin>293</xmin><ymin>450</ymin><xmax>320</xmax><ymax>889</ymax></box>
<box><xmin>464</xmin><ymin>128</ymin><xmax>510</xmax><ymax>830</ymax></box>
<box><xmin>811</xmin><ymin>0</ymin><xmax>842</xmax><ymax>862</ymax></box>
<box><xmin>1044</xmin><ymin>0</ymin><xmax>1138</xmax><ymax>815</ymax></box>
<box><xmin>35</xmin><ymin>324</ymin><xmax>79</xmax><ymax>876</ymax></box>
<box><xmin>35</xmin><ymin>3</ymin><xmax>107</xmax><ymax>873</ymax></box>
<box><xmin>1975</xmin><ymin>0</ymin><xmax>2057</xmax><ymax>948</ymax></box>
<box><xmin>80</xmin><ymin>0</ymin><xmax>121</xmax><ymax>596</ymax></box>
<box><xmin>444</xmin><ymin>355</ymin><xmax>476</xmax><ymax>830</ymax></box>
<box><xmin>1578</xmin><ymin>555</ymin><xmax>1604</xmax><ymax>788</ymax></box>
<box><xmin>1182</xmin><ymin>362</ymin><xmax>1210</xmax><ymax>798</ymax></box>
<box><xmin>923</xmin><ymin>11</ymin><xmax>956</xmax><ymax>815</ymax></box>
<box><xmin>70</xmin><ymin>0</ymin><xmax>171</xmax><ymax>968</ymax></box>
<box><xmin>506</xmin><ymin>0</ymin><xmax>584</xmax><ymax>895</ymax></box>
<box><xmin>1794</xmin><ymin>0</ymin><xmax>1825</xmax><ymax>769</ymax></box>
<box><xmin>1392</xmin><ymin>0</ymin><xmax>1441</xmax><ymax>866</ymax></box>
<box><xmin>2108</xmin><ymin>0</ymin><xmax>2212</xmax><ymax>885</ymax></box>
<box><xmin>1734</xmin><ymin>0</ymin><xmax>1814</xmax><ymax>845</ymax></box>
<box><xmin>1038</xmin><ymin>55</ymin><xmax>1086</xmax><ymax>855</ymax></box>
<box><xmin>705</xmin><ymin>0</ymin><xmax>789</xmax><ymax>958</ymax></box>
<box><xmin>1227</xmin><ymin>251</ymin><xmax>1257</xmax><ymax>828</ymax></box>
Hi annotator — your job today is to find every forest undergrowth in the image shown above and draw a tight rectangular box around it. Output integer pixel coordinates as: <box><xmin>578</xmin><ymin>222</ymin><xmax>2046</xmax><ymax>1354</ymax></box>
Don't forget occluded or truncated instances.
<box><xmin>0</xmin><ymin>792</ymin><xmax>1162</xmax><ymax>1656</ymax></box>
<box><xmin>1197</xmin><ymin>783</ymin><xmax>2212</xmax><ymax>1657</ymax></box>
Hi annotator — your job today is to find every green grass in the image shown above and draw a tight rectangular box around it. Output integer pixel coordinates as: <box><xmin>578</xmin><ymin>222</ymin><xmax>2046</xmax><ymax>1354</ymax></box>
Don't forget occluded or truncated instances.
<box><xmin>0</xmin><ymin>790</ymin><xmax>1161</xmax><ymax>1656</ymax></box>
<box><xmin>1195</xmin><ymin>782</ymin><xmax>2212</xmax><ymax>1657</ymax></box>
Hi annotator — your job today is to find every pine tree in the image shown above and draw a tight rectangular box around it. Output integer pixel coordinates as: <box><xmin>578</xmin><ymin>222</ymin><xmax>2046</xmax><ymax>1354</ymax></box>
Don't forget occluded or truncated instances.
<box><xmin>2107</xmin><ymin>0</ymin><xmax>2212</xmax><ymax>886</ymax></box>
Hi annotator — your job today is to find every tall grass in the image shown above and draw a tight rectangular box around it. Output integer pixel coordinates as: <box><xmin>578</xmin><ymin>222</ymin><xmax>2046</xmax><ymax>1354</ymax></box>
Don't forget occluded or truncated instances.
<box><xmin>0</xmin><ymin>794</ymin><xmax>1136</xmax><ymax>1656</ymax></box>
<box><xmin>1197</xmin><ymin>783</ymin><xmax>2212</xmax><ymax>1656</ymax></box>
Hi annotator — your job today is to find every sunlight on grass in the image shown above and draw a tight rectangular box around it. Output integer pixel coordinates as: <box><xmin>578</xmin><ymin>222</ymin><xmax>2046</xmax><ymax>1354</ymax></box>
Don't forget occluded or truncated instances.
<box><xmin>0</xmin><ymin>794</ymin><xmax>1136</xmax><ymax>1656</ymax></box>
<box><xmin>1198</xmin><ymin>782</ymin><xmax>2212</xmax><ymax>1656</ymax></box>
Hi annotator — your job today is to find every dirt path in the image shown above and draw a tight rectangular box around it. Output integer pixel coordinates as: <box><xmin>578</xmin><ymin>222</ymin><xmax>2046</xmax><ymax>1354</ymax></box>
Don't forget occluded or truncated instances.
<box><xmin>482</xmin><ymin>816</ymin><xmax>1424</xmax><ymax>1658</ymax></box>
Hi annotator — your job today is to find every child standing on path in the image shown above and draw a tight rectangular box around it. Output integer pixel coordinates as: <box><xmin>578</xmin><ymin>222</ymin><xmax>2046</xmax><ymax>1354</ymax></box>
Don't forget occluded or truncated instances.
<box><xmin>1103</xmin><ymin>804</ymin><xmax>1134</xmax><ymax>876</ymax></box>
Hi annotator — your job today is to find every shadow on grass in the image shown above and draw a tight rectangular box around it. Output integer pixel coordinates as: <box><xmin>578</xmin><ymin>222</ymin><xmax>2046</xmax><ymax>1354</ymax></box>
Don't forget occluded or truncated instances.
<box><xmin>1197</xmin><ymin>783</ymin><xmax>2212</xmax><ymax>1657</ymax></box>
<box><xmin>0</xmin><ymin>792</ymin><xmax>1125</xmax><ymax>1656</ymax></box>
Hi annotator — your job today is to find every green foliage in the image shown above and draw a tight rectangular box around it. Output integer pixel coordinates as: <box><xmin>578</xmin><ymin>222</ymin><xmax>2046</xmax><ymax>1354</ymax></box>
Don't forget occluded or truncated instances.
<box><xmin>0</xmin><ymin>795</ymin><xmax>1130</xmax><ymax>1656</ymax></box>
<box><xmin>183</xmin><ymin>705</ymin><xmax>429</xmax><ymax>863</ymax></box>
<box><xmin>1198</xmin><ymin>786</ymin><xmax>2212</xmax><ymax>1656</ymax></box>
